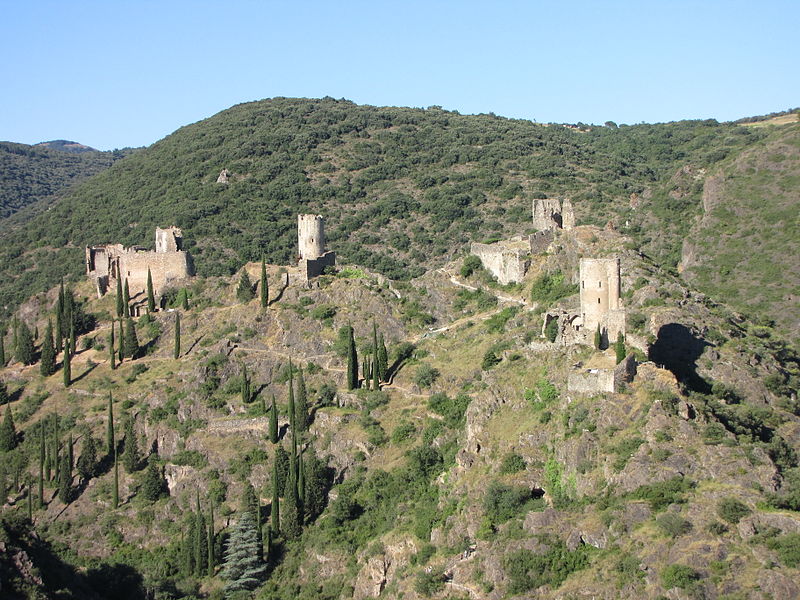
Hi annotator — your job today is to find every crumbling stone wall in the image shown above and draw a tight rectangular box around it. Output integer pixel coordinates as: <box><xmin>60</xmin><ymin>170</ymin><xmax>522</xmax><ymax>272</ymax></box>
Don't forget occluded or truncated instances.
<box><xmin>568</xmin><ymin>354</ymin><xmax>637</xmax><ymax>394</ymax></box>
<box><xmin>470</xmin><ymin>241</ymin><xmax>530</xmax><ymax>285</ymax></box>
<box><xmin>86</xmin><ymin>227</ymin><xmax>192</xmax><ymax>301</ymax></box>
<box><xmin>532</xmin><ymin>198</ymin><xmax>575</xmax><ymax>231</ymax></box>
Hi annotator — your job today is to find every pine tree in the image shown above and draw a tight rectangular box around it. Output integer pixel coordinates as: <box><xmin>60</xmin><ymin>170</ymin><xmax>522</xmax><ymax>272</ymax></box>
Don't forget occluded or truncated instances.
<box><xmin>57</xmin><ymin>451</ymin><xmax>71</xmax><ymax>503</ymax></box>
<box><xmin>109</xmin><ymin>324</ymin><xmax>116</xmax><ymax>370</ymax></box>
<box><xmin>221</xmin><ymin>512</ymin><xmax>267</xmax><ymax>595</ymax></box>
<box><xmin>271</xmin><ymin>459</ymin><xmax>280</xmax><ymax>536</ymax></box>
<box><xmin>594</xmin><ymin>324</ymin><xmax>602</xmax><ymax>350</ymax></box>
<box><xmin>237</xmin><ymin>269</ymin><xmax>255</xmax><ymax>302</ymax></box>
<box><xmin>296</xmin><ymin>366</ymin><xmax>308</xmax><ymax>433</ymax></box>
<box><xmin>378</xmin><ymin>333</ymin><xmax>388</xmax><ymax>382</ymax></box>
<box><xmin>62</xmin><ymin>344</ymin><xmax>71</xmax><ymax>387</ymax></box>
<box><xmin>122</xmin><ymin>415</ymin><xmax>140</xmax><ymax>473</ymax></box>
<box><xmin>15</xmin><ymin>321</ymin><xmax>35</xmax><ymax>365</ymax></box>
<box><xmin>116</xmin><ymin>277</ymin><xmax>124</xmax><ymax>318</ymax></box>
<box><xmin>146</xmin><ymin>268</ymin><xmax>156</xmax><ymax>313</ymax></box>
<box><xmin>282</xmin><ymin>456</ymin><xmax>302</xmax><ymax>539</ymax></box>
<box><xmin>615</xmin><ymin>333</ymin><xmax>626</xmax><ymax>364</ymax></box>
<box><xmin>77</xmin><ymin>435</ymin><xmax>97</xmax><ymax>481</ymax></box>
<box><xmin>123</xmin><ymin>279</ymin><xmax>131</xmax><ymax>319</ymax></box>
<box><xmin>346</xmin><ymin>325</ymin><xmax>358</xmax><ymax>390</ymax></box>
<box><xmin>260</xmin><ymin>257</ymin><xmax>269</xmax><ymax>308</ymax></box>
<box><xmin>106</xmin><ymin>393</ymin><xmax>115</xmax><ymax>456</ymax></box>
<box><xmin>0</xmin><ymin>402</ymin><xmax>16</xmax><ymax>451</ymax></box>
<box><xmin>123</xmin><ymin>318</ymin><xmax>139</xmax><ymax>359</ymax></box>
<box><xmin>173</xmin><ymin>313</ymin><xmax>181</xmax><ymax>359</ymax></box>
<box><xmin>269</xmin><ymin>395</ymin><xmax>279</xmax><ymax>444</ymax></box>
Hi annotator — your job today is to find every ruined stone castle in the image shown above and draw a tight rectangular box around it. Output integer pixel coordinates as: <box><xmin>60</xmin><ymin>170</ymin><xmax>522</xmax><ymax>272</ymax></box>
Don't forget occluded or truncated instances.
<box><xmin>532</xmin><ymin>197</ymin><xmax>575</xmax><ymax>231</ymax></box>
<box><xmin>85</xmin><ymin>227</ymin><xmax>193</xmax><ymax>306</ymax></box>
<box><xmin>298</xmin><ymin>214</ymin><xmax>335</xmax><ymax>281</ymax></box>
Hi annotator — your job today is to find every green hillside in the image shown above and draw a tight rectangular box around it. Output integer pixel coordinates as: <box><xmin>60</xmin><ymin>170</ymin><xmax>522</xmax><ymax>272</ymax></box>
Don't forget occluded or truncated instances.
<box><xmin>0</xmin><ymin>97</ymin><xmax>774</xmax><ymax>326</ymax></box>
<box><xmin>0</xmin><ymin>141</ymin><xmax>130</xmax><ymax>221</ymax></box>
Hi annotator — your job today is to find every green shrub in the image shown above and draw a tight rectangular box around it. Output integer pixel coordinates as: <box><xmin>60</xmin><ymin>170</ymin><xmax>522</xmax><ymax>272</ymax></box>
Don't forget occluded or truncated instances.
<box><xmin>414</xmin><ymin>571</ymin><xmax>445</xmax><ymax>597</ymax></box>
<box><xmin>630</xmin><ymin>476</ymin><xmax>693</xmax><ymax>511</ymax></box>
<box><xmin>485</xmin><ymin>306</ymin><xmax>518</xmax><ymax>333</ymax></box>
<box><xmin>544</xmin><ymin>317</ymin><xmax>558</xmax><ymax>342</ymax></box>
<box><xmin>481</xmin><ymin>349</ymin><xmax>502</xmax><ymax>370</ymax></box>
<box><xmin>499</xmin><ymin>453</ymin><xmax>526</xmax><ymax>475</ymax></box>
<box><xmin>413</xmin><ymin>363</ymin><xmax>440</xmax><ymax>389</ymax></box>
<box><xmin>310</xmin><ymin>304</ymin><xmax>337</xmax><ymax>320</ymax></box>
<box><xmin>525</xmin><ymin>378</ymin><xmax>559</xmax><ymax>410</ymax></box>
<box><xmin>391</xmin><ymin>422</ymin><xmax>416</xmax><ymax>444</ymax></box>
<box><xmin>717</xmin><ymin>497</ymin><xmax>751</xmax><ymax>524</ymax></box>
<box><xmin>766</xmin><ymin>533</ymin><xmax>800</xmax><ymax>567</ymax></box>
<box><xmin>427</xmin><ymin>392</ymin><xmax>471</xmax><ymax>428</ymax></box>
<box><xmin>660</xmin><ymin>564</ymin><xmax>700</xmax><ymax>590</ymax></box>
<box><xmin>706</xmin><ymin>521</ymin><xmax>728</xmax><ymax>535</ymax></box>
<box><xmin>484</xmin><ymin>482</ymin><xmax>540</xmax><ymax>525</ymax></box>
<box><xmin>460</xmin><ymin>255</ymin><xmax>484</xmax><ymax>278</ymax></box>
<box><xmin>655</xmin><ymin>513</ymin><xmax>692</xmax><ymax>537</ymax></box>
<box><xmin>529</xmin><ymin>271</ymin><xmax>578</xmax><ymax>307</ymax></box>
<box><xmin>503</xmin><ymin>536</ymin><xmax>591</xmax><ymax>594</ymax></box>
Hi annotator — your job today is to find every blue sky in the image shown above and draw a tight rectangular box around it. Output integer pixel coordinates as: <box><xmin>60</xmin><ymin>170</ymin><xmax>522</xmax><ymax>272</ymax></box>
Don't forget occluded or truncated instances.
<box><xmin>2</xmin><ymin>0</ymin><xmax>797</xmax><ymax>150</ymax></box>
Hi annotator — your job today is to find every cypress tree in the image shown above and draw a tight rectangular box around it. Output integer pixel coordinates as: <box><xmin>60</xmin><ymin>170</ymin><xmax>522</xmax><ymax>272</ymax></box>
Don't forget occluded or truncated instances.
<box><xmin>221</xmin><ymin>512</ymin><xmax>267</xmax><ymax>594</ymax></box>
<box><xmin>122</xmin><ymin>415</ymin><xmax>141</xmax><ymax>473</ymax></box>
<box><xmin>237</xmin><ymin>269</ymin><xmax>255</xmax><ymax>302</ymax></box>
<box><xmin>57</xmin><ymin>451</ymin><xmax>71</xmax><ymax>503</ymax></box>
<box><xmin>54</xmin><ymin>308</ymin><xmax>63</xmax><ymax>354</ymax></box>
<box><xmin>208</xmin><ymin>502</ymin><xmax>215</xmax><ymax>576</ymax></box>
<box><xmin>62</xmin><ymin>344</ymin><xmax>71</xmax><ymax>388</ymax></box>
<box><xmin>146</xmin><ymin>268</ymin><xmax>156</xmax><ymax>313</ymax></box>
<box><xmin>0</xmin><ymin>329</ymin><xmax>5</xmax><ymax>366</ymax></box>
<box><xmin>346</xmin><ymin>325</ymin><xmax>358</xmax><ymax>390</ymax></box>
<box><xmin>260</xmin><ymin>257</ymin><xmax>269</xmax><ymax>308</ymax></box>
<box><xmin>174</xmin><ymin>313</ymin><xmax>181</xmax><ymax>359</ymax></box>
<box><xmin>140</xmin><ymin>459</ymin><xmax>166</xmax><ymax>502</ymax></box>
<box><xmin>296</xmin><ymin>366</ymin><xmax>308</xmax><ymax>433</ymax></box>
<box><xmin>594</xmin><ymin>324</ymin><xmax>602</xmax><ymax>350</ymax></box>
<box><xmin>182</xmin><ymin>288</ymin><xmax>190</xmax><ymax>310</ymax></box>
<box><xmin>378</xmin><ymin>333</ymin><xmax>388</xmax><ymax>382</ymax></box>
<box><xmin>69</xmin><ymin>321</ymin><xmax>76</xmax><ymax>356</ymax></box>
<box><xmin>123</xmin><ymin>279</ymin><xmax>131</xmax><ymax>319</ymax></box>
<box><xmin>372</xmin><ymin>356</ymin><xmax>380</xmax><ymax>391</ymax></box>
<box><xmin>38</xmin><ymin>425</ymin><xmax>44</xmax><ymax>508</ymax></box>
<box><xmin>0</xmin><ymin>380</ymin><xmax>7</xmax><ymax>405</ymax></box>
<box><xmin>615</xmin><ymin>333</ymin><xmax>627</xmax><ymax>364</ymax></box>
<box><xmin>263</xmin><ymin>526</ymin><xmax>272</xmax><ymax>565</ymax></box>
<box><xmin>106</xmin><ymin>393</ymin><xmax>115</xmax><ymax>456</ymax></box>
<box><xmin>27</xmin><ymin>477</ymin><xmax>33</xmax><ymax>521</ymax></box>
<box><xmin>115</xmin><ymin>277</ymin><xmax>124</xmax><ymax>318</ymax></box>
<box><xmin>362</xmin><ymin>357</ymin><xmax>370</xmax><ymax>391</ymax></box>
<box><xmin>15</xmin><ymin>321</ymin><xmax>35</xmax><ymax>366</ymax></box>
<box><xmin>288</xmin><ymin>361</ymin><xmax>297</xmax><ymax>458</ymax></box>
<box><xmin>298</xmin><ymin>450</ymin><xmax>306</xmax><ymax>507</ymax></box>
<box><xmin>371</xmin><ymin>321</ymin><xmax>379</xmax><ymax>379</ymax></box>
<box><xmin>182</xmin><ymin>517</ymin><xmax>197</xmax><ymax>576</ymax></box>
<box><xmin>281</xmin><ymin>456</ymin><xmax>301</xmax><ymax>539</ymax></box>
<box><xmin>271</xmin><ymin>459</ymin><xmax>280</xmax><ymax>535</ymax></box>
<box><xmin>269</xmin><ymin>395</ymin><xmax>278</xmax><ymax>443</ymax></box>
<box><xmin>240</xmin><ymin>364</ymin><xmax>251</xmax><ymax>404</ymax></box>
<box><xmin>109</xmin><ymin>324</ymin><xmax>116</xmax><ymax>370</ymax></box>
<box><xmin>77</xmin><ymin>435</ymin><xmax>97</xmax><ymax>481</ymax></box>
<box><xmin>68</xmin><ymin>432</ymin><xmax>74</xmax><ymax>472</ymax></box>
<box><xmin>194</xmin><ymin>508</ymin><xmax>208</xmax><ymax>576</ymax></box>
<box><xmin>113</xmin><ymin>447</ymin><xmax>119</xmax><ymax>508</ymax></box>
<box><xmin>52</xmin><ymin>414</ymin><xmax>60</xmax><ymax>483</ymax></box>
<box><xmin>0</xmin><ymin>402</ymin><xmax>16</xmax><ymax>451</ymax></box>
<box><xmin>117</xmin><ymin>319</ymin><xmax>124</xmax><ymax>364</ymax></box>
<box><xmin>123</xmin><ymin>318</ymin><xmax>139</xmax><ymax>359</ymax></box>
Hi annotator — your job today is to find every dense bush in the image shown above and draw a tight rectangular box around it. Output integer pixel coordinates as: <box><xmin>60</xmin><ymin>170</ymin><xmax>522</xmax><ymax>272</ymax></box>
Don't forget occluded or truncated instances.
<box><xmin>630</xmin><ymin>476</ymin><xmax>694</xmax><ymax>511</ymax></box>
<box><xmin>717</xmin><ymin>497</ymin><xmax>751</xmax><ymax>524</ymax></box>
<box><xmin>660</xmin><ymin>564</ymin><xmax>700</xmax><ymax>590</ymax></box>
<box><xmin>503</xmin><ymin>536</ymin><xmax>591</xmax><ymax>594</ymax></box>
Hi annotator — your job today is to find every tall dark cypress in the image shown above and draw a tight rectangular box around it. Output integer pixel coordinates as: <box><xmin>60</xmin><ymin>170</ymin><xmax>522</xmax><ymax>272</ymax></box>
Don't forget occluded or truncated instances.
<box><xmin>241</xmin><ymin>364</ymin><xmax>251</xmax><ymax>404</ymax></box>
<box><xmin>62</xmin><ymin>344</ymin><xmax>71</xmax><ymax>388</ymax></box>
<box><xmin>117</xmin><ymin>319</ymin><xmax>124</xmax><ymax>364</ymax></box>
<box><xmin>288</xmin><ymin>361</ymin><xmax>297</xmax><ymax>458</ymax></box>
<box><xmin>116</xmin><ymin>277</ymin><xmax>124</xmax><ymax>318</ymax></box>
<box><xmin>15</xmin><ymin>321</ymin><xmax>35</xmax><ymax>366</ymax></box>
<box><xmin>296</xmin><ymin>366</ymin><xmax>308</xmax><ymax>433</ymax></box>
<box><xmin>0</xmin><ymin>328</ymin><xmax>5</xmax><ymax>366</ymax></box>
<box><xmin>260</xmin><ymin>257</ymin><xmax>269</xmax><ymax>308</ymax></box>
<box><xmin>56</xmin><ymin>280</ymin><xmax>65</xmax><ymax>340</ymax></box>
<box><xmin>0</xmin><ymin>403</ymin><xmax>16</xmax><ymax>452</ymax></box>
<box><xmin>123</xmin><ymin>318</ymin><xmax>139</xmax><ymax>359</ymax></box>
<box><xmin>208</xmin><ymin>502</ymin><xmax>215</xmax><ymax>576</ymax></box>
<box><xmin>281</xmin><ymin>455</ymin><xmax>301</xmax><ymax>539</ymax></box>
<box><xmin>54</xmin><ymin>308</ymin><xmax>63</xmax><ymax>354</ymax></box>
<box><xmin>182</xmin><ymin>288</ymin><xmax>190</xmax><ymax>310</ymax></box>
<box><xmin>346</xmin><ymin>325</ymin><xmax>358</xmax><ymax>390</ymax></box>
<box><xmin>271</xmin><ymin>459</ymin><xmax>280</xmax><ymax>535</ymax></box>
<box><xmin>372</xmin><ymin>356</ymin><xmax>379</xmax><ymax>391</ymax></box>
<box><xmin>57</xmin><ymin>451</ymin><xmax>71</xmax><ymax>503</ymax></box>
<box><xmin>174</xmin><ymin>313</ymin><xmax>181</xmax><ymax>359</ymax></box>
<box><xmin>113</xmin><ymin>447</ymin><xmax>119</xmax><ymax>509</ymax></box>
<box><xmin>123</xmin><ymin>279</ymin><xmax>131</xmax><ymax>319</ymax></box>
<box><xmin>269</xmin><ymin>395</ymin><xmax>278</xmax><ymax>444</ymax></box>
<box><xmin>38</xmin><ymin>424</ymin><xmax>45</xmax><ymax>508</ymax></box>
<box><xmin>109</xmin><ymin>324</ymin><xmax>116</xmax><ymax>370</ymax></box>
<box><xmin>40</xmin><ymin>319</ymin><xmax>56</xmax><ymax>376</ymax></box>
<box><xmin>146</xmin><ymin>268</ymin><xmax>156</xmax><ymax>313</ymax></box>
<box><xmin>69</xmin><ymin>321</ymin><xmax>76</xmax><ymax>356</ymax></box>
<box><xmin>27</xmin><ymin>477</ymin><xmax>33</xmax><ymax>521</ymax></box>
<box><xmin>122</xmin><ymin>415</ymin><xmax>140</xmax><ymax>473</ymax></box>
<box><xmin>194</xmin><ymin>502</ymin><xmax>208</xmax><ymax>576</ymax></box>
<box><xmin>106</xmin><ymin>393</ymin><xmax>115</xmax><ymax>456</ymax></box>
<box><xmin>378</xmin><ymin>333</ymin><xmax>388</xmax><ymax>382</ymax></box>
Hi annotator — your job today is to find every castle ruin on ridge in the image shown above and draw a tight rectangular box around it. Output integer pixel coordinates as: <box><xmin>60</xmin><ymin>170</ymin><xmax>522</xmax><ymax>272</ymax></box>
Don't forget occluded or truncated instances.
<box><xmin>298</xmin><ymin>214</ymin><xmax>335</xmax><ymax>281</ymax></box>
<box><xmin>85</xmin><ymin>227</ymin><xmax>193</xmax><ymax>310</ymax></box>
<box><xmin>470</xmin><ymin>198</ymin><xmax>575</xmax><ymax>284</ymax></box>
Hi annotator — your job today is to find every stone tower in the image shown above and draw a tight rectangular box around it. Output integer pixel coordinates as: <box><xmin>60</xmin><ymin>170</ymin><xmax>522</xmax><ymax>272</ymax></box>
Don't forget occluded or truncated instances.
<box><xmin>155</xmin><ymin>227</ymin><xmax>183</xmax><ymax>253</ymax></box>
<box><xmin>532</xmin><ymin>198</ymin><xmax>574</xmax><ymax>231</ymax></box>
<box><xmin>579</xmin><ymin>257</ymin><xmax>625</xmax><ymax>342</ymax></box>
<box><xmin>298</xmin><ymin>214</ymin><xmax>326</xmax><ymax>260</ymax></box>
<box><xmin>297</xmin><ymin>214</ymin><xmax>335</xmax><ymax>281</ymax></box>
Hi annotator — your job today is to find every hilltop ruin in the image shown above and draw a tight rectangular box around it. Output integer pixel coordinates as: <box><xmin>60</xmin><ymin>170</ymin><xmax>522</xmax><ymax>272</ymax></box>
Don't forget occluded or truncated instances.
<box><xmin>85</xmin><ymin>227</ymin><xmax>193</xmax><ymax>308</ymax></box>
<box><xmin>298</xmin><ymin>214</ymin><xmax>336</xmax><ymax>282</ymax></box>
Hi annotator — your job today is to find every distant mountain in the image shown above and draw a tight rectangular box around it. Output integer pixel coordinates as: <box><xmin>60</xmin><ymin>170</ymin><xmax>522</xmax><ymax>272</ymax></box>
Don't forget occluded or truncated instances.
<box><xmin>34</xmin><ymin>139</ymin><xmax>98</xmax><ymax>153</ymax></box>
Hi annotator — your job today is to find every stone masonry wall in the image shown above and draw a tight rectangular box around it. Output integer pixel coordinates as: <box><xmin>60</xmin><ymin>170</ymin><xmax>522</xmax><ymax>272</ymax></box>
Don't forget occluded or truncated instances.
<box><xmin>470</xmin><ymin>242</ymin><xmax>529</xmax><ymax>285</ymax></box>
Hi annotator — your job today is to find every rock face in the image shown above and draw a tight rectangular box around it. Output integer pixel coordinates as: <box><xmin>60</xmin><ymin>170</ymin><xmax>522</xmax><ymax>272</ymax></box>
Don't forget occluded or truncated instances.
<box><xmin>353</xmin><ymin>538</ymin><xmax>417</xmax><ymax>599</ymax></box>
<box><xmin>216</xmin><ymin>168</ymin><xmax>231</xmax><ymax>183</ymax></box>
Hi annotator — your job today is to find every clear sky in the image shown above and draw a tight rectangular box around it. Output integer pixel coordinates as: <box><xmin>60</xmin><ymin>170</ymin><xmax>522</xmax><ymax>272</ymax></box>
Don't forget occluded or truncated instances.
<box><xmin>2</xmin><ymin>0</ymin><xmax>797</xmax><ymax>150</ymax></box>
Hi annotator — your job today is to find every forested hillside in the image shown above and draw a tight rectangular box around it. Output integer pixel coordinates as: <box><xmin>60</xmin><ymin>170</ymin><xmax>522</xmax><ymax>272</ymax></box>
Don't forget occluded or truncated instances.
<box><xmin>0</xmin><ymin>141</ymin><xmax>130</xmax><ymax>220</ymax></box>
<box><xmin>0</xmin><ymin>98</ymin><xmax>797</xmax><ymax>343</ymax></box>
